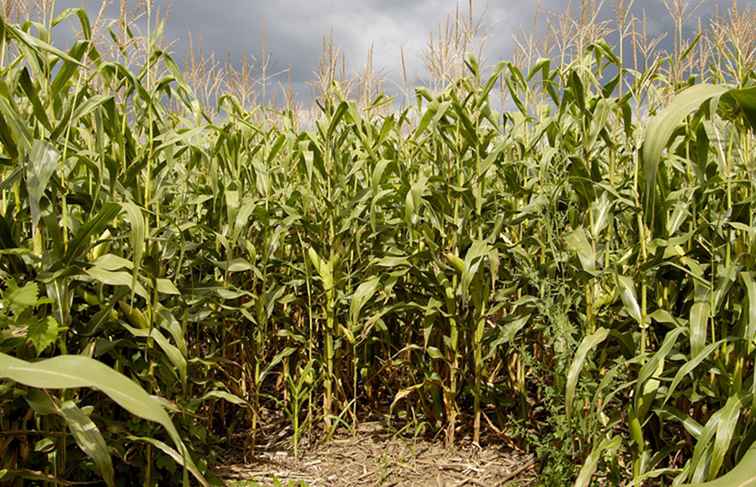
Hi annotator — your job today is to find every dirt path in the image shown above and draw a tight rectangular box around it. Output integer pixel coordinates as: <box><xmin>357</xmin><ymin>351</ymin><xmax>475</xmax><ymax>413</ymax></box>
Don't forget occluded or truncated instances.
<box><xmin>217</xmin><ymin>423</ymin><xmax>537</xmax><ymax>486</ymax></box>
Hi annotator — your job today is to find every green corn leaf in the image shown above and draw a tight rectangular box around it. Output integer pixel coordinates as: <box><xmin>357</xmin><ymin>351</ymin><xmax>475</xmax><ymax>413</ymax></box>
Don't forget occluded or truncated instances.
<box><xmin>667</xmin><ymin>200</ymin><xmax>691</xmax><ymax>236</ymax></box>
<box><xmin>680</xmin><ymin>442</ymin><xmax>756</xmax><ymax>487</ymax></box>
<box><xmin>689</xmin><ymin>282</ymin><xmax>710</xmax><ymax>357</ymax></box>
<box><xmin>122</xmin><ymin>323</ymin><xmax>187</xmax><ymax>385</ymax></box>
<box><xmin>741</xmin><ymin>273</ymin><xmax>756</xmax><ymax>346</ymax></box>
<box><xmin>686</xmin><ymin>397</ymin><xmax>742</xmax><ymax>483</ymax></box>
<box><xmin>307</xmin><ymin>247</ymin><xmax>333</xmax><ymax>291</ymax></box>
<box><xmin>327</xmin><ymin>101</ymin><xmax>349</xmax><ymax>138</ymax></box>
<box><xmin>349</xmin><ymin>277</ymin><xmax>380</xmax><ymax>326</ymax></box>
<box><xmin>0</xmin><ymin>109</ymin><xmax>31</xmax><ymax>160</ymax></box>
<box><xmin>26</xmin><ymin>140</ymin><xmax>59</xmax><ymax>236</ymax></box>
<box><xmin>25</xmin><ymin>389</ymin><xmax>58</xmax><ymax>416</ymax></box>
<box><xmin>1</xmin><ymin>19</ymin><xmax>85</xmax><ymax>66</ymax></box>
<box><xmin>92</xmin><ymin>254</ymin><xmax>134</xmax><ymax>271</ymax></box>
<box><xmin>574</xmin><ymin>436</ymin><xmax>621</xmax><ymax>487</ymax></box>
<box><xmin>68</xmin><ymin>94</ymin><xmax>114</xmax><ymax>127</ymax></box>
<box><xmin>617</xmin><ymin>275</ymin><xmax>642</xmax><ymax>324</ymax></box>
<box><xmin>198</xmin><ymin>390</ymin><xmax>248</xmax><ymax>406</ymax></box>
<box><xmin>371</xmin><ymin>159</ymin><xmax>393</xmax><ymax>194</ymax></box>
<box><xmin>85</xmin><ymin>267</ymin><xmax>148</xmax><ymax>299</ymax></box>
<box><xmin>481</xmin><ymin>61</ymin><xmax>507</xmax><ymax>100</ymax></box>
<box><xmin>50</xmin><ymin>40</ymin><xmax>87</xmax><ymax>100</ymax></box>
<box><xmin>565</xmin><ymin>227</ymin><xmax>596</xmax><ymax>273</ymax></box>
<box><xmin>58</xmin><ymin>400</ymin><xmax>115</xmax><ymax>487</ymax></box>
<box><xmin>122</xmin><ymin>202</ymin><xmax>146</xmax><ymax>270</ymax></box>
<box><xmin>0</xmin><ymin>353</ymin><xmax>207</xmax><ymax>486</ymax></box>
<box><xmin>587</xmin><ymin>99</ymin><xmax>612</xmax><ymax>153</ymax></box>
<box><xmin>589</xmin><ymin>192</ymin><xmax>613</xmax><ymax>239</ymax></box>
<box><xmin>65</xmin><ymin>203</ymin><xmax>122</xmax><ymax>264</ymax></box>
<box><xmin>18</xmin><ymin>68</ymin><xmax>51</xmax><ymax>130</ymax></box>
<box><xmin>414</xmin><ymin>101</ymin><xmax>438</xmax><ymax>138</ymax></box>
<box><xmin>484</xmin><ymin>314</ymin><xmax>531</xmax><ymax>361</ymax></box>
<box><xmin>721</xmin><ymin>86</ymin><xmax>756</xmax><ymax>129</ymax></box>
<box><xmin>566</xmin><ymin>327</ymin><xmax>609</xmax><ymax>419</ymax></box>
<box><xmin>445</xmin><ymin>252</ymin><xmax>465</xmax><ymax>275</ymax></box>
<box><xmin>654</xmin><ymin>407</ymin><xmax>704</xmax><ymax>438</ymax></box>
<box><xmin>52</xmin><ymin>8</ymin><xmax>93</xmax><ymax>40</ymax></box>
<box><xmin>708</xmin><ymin>395</ymin><xmax>742</xmax><ymax>479</ymax></box>
<box><xmin>461</xmin><ymin>240</ymin><xmax>491</xmax><ymax>301</ymax></box>
<box><xmin>426</xmin><ymin>346</ymin><xmax>444</xmax><ymax>360</ymax></box>
<box><xmin>527</xmin><ymin>57</ymin><xmax>551</xmax><ymax>81</ymax></box>
<box><xmin>126</xmin><ymin>436</ymin><xmax>210</xmax><ymax>487</ymax></box>
<box><xmin>641</xmin><ymin>84</ymin><xmax>731</xmax><ymax>223</ymax></box>
<box><xmin>155</xmin><ymin>278</ymin><xmax>181</xmax><ymax>295</ymax></box>
<box><xmin>635</xmin><ymin>357</ymin><xmax>665</xmax><ymax>425</ymax></box>
<box><xmin>664</xmin><ymin>339</ymin><xmax>729</xmax><ymax>404</ymax></box>
<box><xmin>259</xmin><ymin>347</ymin><xmax>297</xmax><ymax>384</ymax></box>
<box><xmin>404</xmin><ymin>174</ymin><xmax>428</xmax><ymax>225</ymax></box>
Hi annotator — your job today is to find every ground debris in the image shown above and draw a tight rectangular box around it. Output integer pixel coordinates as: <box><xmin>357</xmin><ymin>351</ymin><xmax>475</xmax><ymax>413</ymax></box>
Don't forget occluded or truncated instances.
<box><xmin>216</xmin><ymin>425</ymin><xmax>537</xmax><ymax>486</ymax></box>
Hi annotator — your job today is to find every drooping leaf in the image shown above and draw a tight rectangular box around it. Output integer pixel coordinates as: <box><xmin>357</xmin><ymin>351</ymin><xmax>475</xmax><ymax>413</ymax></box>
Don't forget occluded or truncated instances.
<box><xmin>85</xmin><ymin>267</ymin><xmax>148</xmax><ymax>299</ymax></box>
<box><xmin>641</xmin><ymin>84</ymin><xmax>731</xmax><ymax>223</ymax></box>
<box><xmin>58</xmin><ymin>400</ymin><xmax>115</xmax><ymax>487</ymax></box>
<box><xmin>680</xmin><ymin>442</ymin><xmax>756</xmax><ymax>487</ymax></box>
<box><xmin>461</xmin><ymin>240</ymin><xmax>492</xmax><ymax>301</ymax></box>
<box><xmin>126</xmin><ymin>436</ymin><xmax>210</xmax><ymax>487</ymax></box>
<box><xmin>1</xmin><ymin>19</ymin><xmax>85</xmax><ymax>66</ymax></box>
<box><xmin>259</xmin><ymin>346</ymin><xmax>297</xmax><ymax>384</ymax></box>
<box><xmin>92</xmin><ymin>254</ymin><xmax>134</xmax><ymax>271</ymax></box>
<box><xmin>721</xmin><ymin>86</ymin><xmax>756</xmax><ymax>129</ymax></box>
<box><xmin>349</xmin><ymin>277</ymin><xmax>380</xmax><ymax>326</ymax></box>
<box><xmin>0</xmin><ymin>353</ymin><xmax>207</xmax><ymax>486</ymax></box>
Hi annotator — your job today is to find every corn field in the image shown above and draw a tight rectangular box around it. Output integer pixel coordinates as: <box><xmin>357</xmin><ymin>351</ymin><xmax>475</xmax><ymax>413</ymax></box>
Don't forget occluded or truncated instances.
<box><xmin>0</xmin><ymin>4</ymin><xmax>754</xmax><ymax>486</ymax></box>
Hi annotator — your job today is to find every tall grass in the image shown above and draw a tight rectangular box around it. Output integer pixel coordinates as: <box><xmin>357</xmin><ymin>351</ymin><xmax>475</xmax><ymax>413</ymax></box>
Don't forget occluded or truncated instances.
<box><xmin>0</xmin><ymin>2</ymin><xmax>754</xmax><ymax>486</ymax></box>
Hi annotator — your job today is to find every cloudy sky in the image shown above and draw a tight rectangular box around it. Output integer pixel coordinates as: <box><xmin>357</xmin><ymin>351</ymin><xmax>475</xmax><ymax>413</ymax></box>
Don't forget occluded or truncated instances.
<box><xmin>53</xmin><ymin>0</ymin><xmax>736</xmax><ymax>102</ymax></box>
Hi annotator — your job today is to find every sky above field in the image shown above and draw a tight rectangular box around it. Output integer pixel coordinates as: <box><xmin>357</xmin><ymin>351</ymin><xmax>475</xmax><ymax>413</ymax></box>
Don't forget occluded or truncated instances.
<box><xmin>55</xmin><ymin>0</ymin><xmax>736</xmax><ymax>102</ymax></box>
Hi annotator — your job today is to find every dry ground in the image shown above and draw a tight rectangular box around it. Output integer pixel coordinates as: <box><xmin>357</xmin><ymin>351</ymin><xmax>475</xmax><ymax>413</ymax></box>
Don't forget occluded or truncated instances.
<box><xmin>216</xmin><ymin>422</ymin><xmax>537</xmax><ymax>486</ymax></box>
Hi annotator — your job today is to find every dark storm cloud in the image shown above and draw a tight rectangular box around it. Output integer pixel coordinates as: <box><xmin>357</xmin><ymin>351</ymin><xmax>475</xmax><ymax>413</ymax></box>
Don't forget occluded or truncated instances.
<box><xmin>54</xmin><ymin>0</ymin><xmax>737</xmax><ymax>101</ymax></box>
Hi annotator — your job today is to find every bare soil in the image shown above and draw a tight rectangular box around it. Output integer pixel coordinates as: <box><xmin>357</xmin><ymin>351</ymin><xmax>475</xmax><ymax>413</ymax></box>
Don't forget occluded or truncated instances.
<box><xmin>216</xmin><ymin>422</ymin><xmax>537</xmax><ymax>486</ymax></box>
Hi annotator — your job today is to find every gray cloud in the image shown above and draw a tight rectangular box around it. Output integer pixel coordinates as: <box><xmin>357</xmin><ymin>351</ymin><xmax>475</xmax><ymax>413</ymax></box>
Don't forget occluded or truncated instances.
<box><xmin>53</xmin><ymin>0</ymin><xmax>738</xmax><ymax>102</ymax></box>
